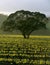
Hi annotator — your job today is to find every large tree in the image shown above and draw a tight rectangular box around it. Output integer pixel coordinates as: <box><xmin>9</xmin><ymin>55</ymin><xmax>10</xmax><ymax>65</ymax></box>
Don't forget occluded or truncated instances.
<box><xmin>2</xmin><ymin>10</ymin><xmax>48</xmax><ymax>38</ymax></box>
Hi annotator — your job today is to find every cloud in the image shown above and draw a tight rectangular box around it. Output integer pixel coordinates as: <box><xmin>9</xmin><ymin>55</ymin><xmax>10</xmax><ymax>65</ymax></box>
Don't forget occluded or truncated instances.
<box><xmin>0</xmin><ymin>0</ymin><xmax>50</xmax><ymax>16</ymax></box>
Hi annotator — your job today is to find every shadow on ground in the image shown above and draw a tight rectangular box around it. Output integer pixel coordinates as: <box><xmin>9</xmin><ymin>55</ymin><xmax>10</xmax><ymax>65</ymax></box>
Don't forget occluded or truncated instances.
<box><xmin>0</xmin><ymin>61</ymin><xmax>48</xmax><ymax>65</ymax></box>
<box><xmin>0</xmin><ymin>61</ymin><xmax>17</xmax><ymax>65</ymax></box>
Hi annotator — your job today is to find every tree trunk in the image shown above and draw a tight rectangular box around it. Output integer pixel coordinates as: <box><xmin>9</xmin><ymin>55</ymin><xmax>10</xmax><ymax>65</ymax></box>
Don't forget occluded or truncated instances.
<box><xmin>24</xmin><ymin>34</ymin><xmax>26</xmax><ymax>38</ymax></box>
<box><xmin>23</xmin><ymin>34</ymin><xmax>29</xmax><ymax>39</ymax></box>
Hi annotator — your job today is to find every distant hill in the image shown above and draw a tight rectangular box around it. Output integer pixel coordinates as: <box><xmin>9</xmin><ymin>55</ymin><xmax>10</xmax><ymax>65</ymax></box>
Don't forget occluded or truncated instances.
<box><xmin>0</xmin><ymin>14</ymin><xmax>8</xmax><ymax>33</ymax></box>
<box><xmin>46</xmin><ymin>17</ymin><xmax>50</xmax><ymax>30</ymax></box>
<box><xmin>0</xmin><ymin>14</ymin><xmax>8</xmax><ymax>27</ymax></box>
<box><xmin>31</xmin><ymin>29</ymin><xmax>50</xmax><ymax>35</ymax></box>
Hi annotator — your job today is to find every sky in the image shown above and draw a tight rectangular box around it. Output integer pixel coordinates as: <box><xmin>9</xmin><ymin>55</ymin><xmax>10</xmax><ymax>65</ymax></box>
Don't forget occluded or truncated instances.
<box><xmin>0</xmin><ymin>0</ymin><xmax>50</xmax><ymax>16</ymax></box>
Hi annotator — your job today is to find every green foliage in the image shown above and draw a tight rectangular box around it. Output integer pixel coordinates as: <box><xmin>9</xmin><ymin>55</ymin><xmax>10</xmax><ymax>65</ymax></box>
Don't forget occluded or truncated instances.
<box><xmin>0</xmin><ymin>35</ymin><xmax>50</xmax><ymax>64</ymax></box>
<box><xmin>2</xmin><ymin>10</ymin><xmax>48</xmax><ymax>38</ymax></box>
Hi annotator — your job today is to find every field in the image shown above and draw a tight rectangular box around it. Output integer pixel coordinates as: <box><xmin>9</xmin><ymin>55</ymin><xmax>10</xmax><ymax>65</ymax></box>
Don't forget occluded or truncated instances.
<box><xmin>0</xmin><ymin>35</ymin><xmax>50</xmax><ymax>65</ymax></box>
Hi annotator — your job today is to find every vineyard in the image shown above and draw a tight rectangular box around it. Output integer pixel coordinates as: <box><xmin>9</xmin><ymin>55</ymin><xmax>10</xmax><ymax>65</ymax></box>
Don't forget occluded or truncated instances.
<box><xmin>0</xmin><ymin>35</ymin><xmax>50</xmax><ymax>65</ymax></box>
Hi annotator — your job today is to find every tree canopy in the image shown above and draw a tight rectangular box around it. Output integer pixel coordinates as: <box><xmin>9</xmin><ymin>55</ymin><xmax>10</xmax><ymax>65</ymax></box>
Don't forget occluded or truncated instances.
<box><xmin>2</xmin><ymin>10</ymin><xmax>48</xmax><ymax>38</ymax></box>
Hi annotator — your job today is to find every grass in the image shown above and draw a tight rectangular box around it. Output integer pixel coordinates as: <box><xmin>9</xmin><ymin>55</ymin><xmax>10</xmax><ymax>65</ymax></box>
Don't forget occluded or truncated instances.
<box><xmin>0</xmin><ymin>35</ymin><xmax>50</xmax><ymax>64</ymax></box>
